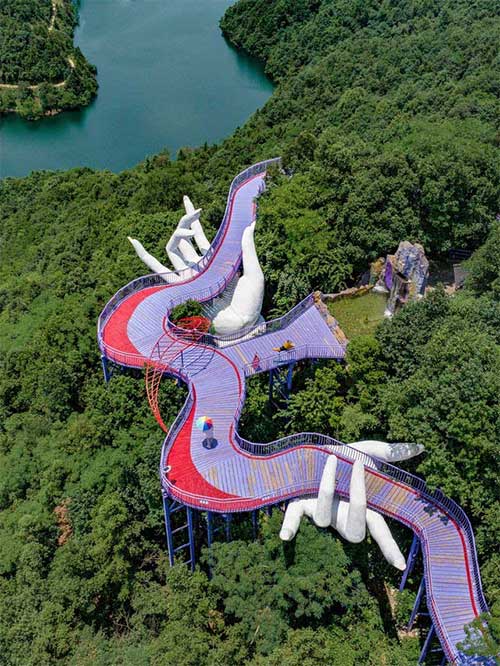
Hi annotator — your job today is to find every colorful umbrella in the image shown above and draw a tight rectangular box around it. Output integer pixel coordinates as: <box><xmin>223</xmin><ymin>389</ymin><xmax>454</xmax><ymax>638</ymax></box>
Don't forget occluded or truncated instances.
<box><xmin>196</xmin><ymin>416</ymin><xmax>213</xmax><ymax>432</ymax></box>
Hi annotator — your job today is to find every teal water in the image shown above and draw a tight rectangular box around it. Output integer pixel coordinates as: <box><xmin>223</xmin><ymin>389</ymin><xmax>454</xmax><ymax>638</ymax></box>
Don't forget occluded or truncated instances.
<box><xmin>0</xmin><ymin>0</ymin><xmax>273</xmax><ymax>179</ymax></box>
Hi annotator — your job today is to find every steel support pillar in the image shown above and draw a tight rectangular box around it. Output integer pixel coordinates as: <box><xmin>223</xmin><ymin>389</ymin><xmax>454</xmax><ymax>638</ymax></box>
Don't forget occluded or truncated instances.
<box><xmin>268</xmin><ymin>368</ymin><xmax>275</xmax><ymax>402</ymax></box>
<box><xmin>251</xmin><ymin>510</ymin><xmax>258</xmax><ymax>540</ymax></box>
<box><xmin>418</xmin><ymin>624</ymin><xmax>435</xmax><ymax>664</ymax></box>
<box><xmin>207</xmin><ymin>511</ymin><xmax>215</xmax><ymax>548</ymax></box>
<box><xmin>224</xmin><ymin>514</ymin><xmax>232</xmax><ymax>542</ymax></box>
<box><xmin>163</xmin><ymin>495</ymin><xmax>196</xmax><ymax>570</ymax></box>
<box><xmin>286</xmin><ymin>362</ymin><xmax>294</xmax><ymax>394</ymax></box>
<box><xmin>207</xmin><ymin>511</ymin><xmax>231</xmax><ymax>546</ymax></box>
<box><xmin>101</xmin><ymin>355</ymin><xmax>110</xmax><ymax>383</ymax></box>
<box><xmin>163</xmin><ymin>494</ymin><xmax>175</xmax><ymax>567</ymax></box>
<box><xmin>399</xmin><ymin>533</ymin><xmax>421</xmax><ymax>591</ymax></box>
<box><xmin>186</xmin><ymin>507</ymin><xmax>196</xmax><ymax>571</ymax></box>
<box><xmin>408</xmin><ymin>577</ymin><xmax>426</xmax><ymax>631</ymax></box>
<box><xmin>268</xmin><ymin>362</ymin><xmax>295</xmax><ymax>404</ymax></box>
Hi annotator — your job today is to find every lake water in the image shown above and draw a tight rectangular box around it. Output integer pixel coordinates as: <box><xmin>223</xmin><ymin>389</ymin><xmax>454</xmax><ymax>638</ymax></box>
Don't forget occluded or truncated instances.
<box><xmin>0</xmin><ymin>0</ymin><xmax>273</xmax><ymax>179</ymax></box>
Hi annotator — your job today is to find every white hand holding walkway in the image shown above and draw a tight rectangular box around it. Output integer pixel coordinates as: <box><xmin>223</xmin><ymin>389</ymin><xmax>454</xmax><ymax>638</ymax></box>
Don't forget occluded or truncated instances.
<box><xmin>212</xmin><ymin>221</ymin><xmax>264</xmax><ymax>334</ymax></box>
<box><xmin>128</xmin><ymin>197</ymin><xmax>208</xmax><ymax>274</ymax></box>
<box><xmin>128</xmin><ymin>196</ymin><xmax>265</xmax><ymax>335</ymax></box>
<box><xmin>184</xmin><ymin>195</ymin><xmax>210</xmax><ymax>254</ymax></box>
<box><xmin>280</xmin><ymin>441</ymin><xmax>424</xmax><ymax>570</ymax></box>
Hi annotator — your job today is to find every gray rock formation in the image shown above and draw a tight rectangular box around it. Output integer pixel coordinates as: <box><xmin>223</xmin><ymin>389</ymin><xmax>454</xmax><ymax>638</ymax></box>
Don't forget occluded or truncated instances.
<box><xmin>374</xmin><ymin>241</ymin><xmax>429</xmax><ymax>317</ymax></box>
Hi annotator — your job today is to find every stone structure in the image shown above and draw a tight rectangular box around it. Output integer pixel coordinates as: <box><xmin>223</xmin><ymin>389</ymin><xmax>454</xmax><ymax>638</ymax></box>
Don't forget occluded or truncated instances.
<box><xmin>373</xmin><ymin>241</ymin><xmax>429</xmax><ymax>317</ymax></box>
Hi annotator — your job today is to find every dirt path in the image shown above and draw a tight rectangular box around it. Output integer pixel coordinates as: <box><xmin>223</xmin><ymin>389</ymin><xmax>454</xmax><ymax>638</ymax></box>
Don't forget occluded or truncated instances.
<box><xmin>49</xmin><ymin>0</ymin><xmax>58</xmax><ymax>31</ymax></box>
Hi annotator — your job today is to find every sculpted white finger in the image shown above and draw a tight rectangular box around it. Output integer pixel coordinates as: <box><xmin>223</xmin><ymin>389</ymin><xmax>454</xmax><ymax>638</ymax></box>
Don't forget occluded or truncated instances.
<box><xmin>165</xmin><ymin>235</ymin><xmax>190</xmax><ymax>271</ymax></box>
<box><xmin>184</xmin><ymin>195</ymin><xmax>210</xmax><ymax>254</ymax></box>
<box><xmin>177</xmin><ymin>237</ymin><xmax>201</xmax><ymax>264</ymax></box>
<box><xmin>313</xmin><ymin>455</ymin><xmax>337</xmax><ymax>527</ymax></box>
<box><xmin>280</xmin><ymin>499</ymin><xmax>308</xmax><ymax>541</ymax></box>
<box><xmin>212</xmin><ymin>222</ymin><xmax>264</xmax><ymax>335</ymax></box>
<box><xmin>167</xmin><ymin>211</ymin><xmax>203</xmax><ymax>267</ymax></box>
<box><xmin>349</xmin><ymin>440</ymin><xmax>425</xmax><ymax>462</ymax></box>
<box><xmin>128</xmin><ymin>237</ymin><xmax>170</xmax><ymax>275</ymax></box>
<box><xmin>344</xmin><ymin>460</ymin><xmax>367</xmax><ymax>543</ymax></box>
<box><xmin>366</xmin><ymin>510</ymin><xmax>407</xmax><ymax>570</ymax></box>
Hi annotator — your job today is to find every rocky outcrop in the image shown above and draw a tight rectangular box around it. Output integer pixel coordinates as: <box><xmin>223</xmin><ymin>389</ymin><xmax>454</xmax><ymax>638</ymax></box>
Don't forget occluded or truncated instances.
<box><xmin>374</xmin><ymin>242</ymin><xmax>429</xmax><ymax>317</ymax></box>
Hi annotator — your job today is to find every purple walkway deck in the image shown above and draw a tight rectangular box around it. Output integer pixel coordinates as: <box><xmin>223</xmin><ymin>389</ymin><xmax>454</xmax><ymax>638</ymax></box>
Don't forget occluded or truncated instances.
<box><xmin>98</xmin><ymin>160</ymin><xmax>491</xmax><ymax>665</ymax></box>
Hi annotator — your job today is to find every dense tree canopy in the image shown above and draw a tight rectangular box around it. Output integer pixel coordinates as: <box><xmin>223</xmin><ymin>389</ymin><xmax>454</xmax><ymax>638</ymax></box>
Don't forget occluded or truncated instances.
<box><xmin>0</xmin><ymin>0</ymin><xmax>499</xmax><ymax>662</ymax></box>
<box><xmin>0</xmin><ymin>0</ymin><xmax>97</xmax><ymax>117</ymax></box>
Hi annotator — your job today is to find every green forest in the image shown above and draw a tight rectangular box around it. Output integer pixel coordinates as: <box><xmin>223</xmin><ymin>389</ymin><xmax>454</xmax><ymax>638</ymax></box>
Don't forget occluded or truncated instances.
<box><xmin>0</xmin><ymin>0</ymin><xmax>499</xmax><ymax>663</ymax></box>
<box><xmin>0</xmin><ymin>0</ymin><xmax>97</xmax><ymax>118</ymax></box>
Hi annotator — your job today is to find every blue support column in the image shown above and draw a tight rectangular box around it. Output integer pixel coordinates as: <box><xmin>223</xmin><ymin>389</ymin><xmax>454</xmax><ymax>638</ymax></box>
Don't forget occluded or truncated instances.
<box><xmin>207</xmin><ymin>511</ymin><xmax>214</xmax><ymax>548</ymax></box>
<box><xmin>186</xmin><ymin>507</ymin><xmax>196</xmax><ymax>572</ymax></box>
<box><xmin>399</xmin><ymin>533</ymin><xmax>420</xmax><ymax>591</ymax></box>
<box><xmin>268</xmin><ymin>368</ymin><xmax>275</xmax><ymax>402</ymax></box>
<box><xmin>101</xmin><ymin>354</ymin><xmax>110</xmax><ymax>383</ymax></box>
<box><xmin>224</xmin><ymin>514</ymin><xmax>232</xmax><ymax>542</ymax></box>
<box><xmin>418</xmin><ymin>624</ymin><xmax>435</xmax><ymax>664</ymax></box>
<box><xmin>269</xmin><ymin>362</ymin><xmax>295</xmax><ymax>403</ymax></box>
<box><xmin>286</xmin><ymin>362</ymin><xmax>294</xmax><ymax>395</ymax></box>
<box><xmin>408</xmin><ymin>577</ymin><xmax>426</xmax><ymax>631</ymax></box>
<box><xmin>251</xmin><ymin>510</ymin><xmax>258</xmax><ymax>540</ymax></box>
<box><xmin>162</xmin><ymin>494</ymin><xmax>175</xmax><ymax>567</ymax></box>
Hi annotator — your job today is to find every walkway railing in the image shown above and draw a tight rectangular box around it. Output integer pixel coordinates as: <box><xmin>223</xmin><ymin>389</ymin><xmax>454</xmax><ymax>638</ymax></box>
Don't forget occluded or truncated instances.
<box><xmin>159</xmin><ymin>382</ymin><xmax>195</xmax><ymax>478</ymax></box>
<box><xmin>242</xmin><ymin>343</ymin><xmax>343</xmax><ymax>378</ymax></box>
<box><xmin>97</xmin><ymin>157</ymin><xmax>281</xmax><ymax>353</ymax></box>
<box><xmin>166</xmin><ymin>293</ymin><xmax>315</xmax><ymax>347</ymax></box>
<box><xmin>233</xmin><ymin>427</ymin><xmax>488</xmax><ymax>617</ymax></box>
<box><xmin>161</xmin><ymin>406</ymin><xmax>488</xmax><ymax>622</ymax></box>
<box><xmin>157</xmin><ymin>318</ymin><xmax>488</xmax><ymax>621</ymax></box>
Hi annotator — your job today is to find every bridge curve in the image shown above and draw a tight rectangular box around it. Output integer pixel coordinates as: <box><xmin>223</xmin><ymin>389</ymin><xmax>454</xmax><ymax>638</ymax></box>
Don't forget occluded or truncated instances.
<box><xmin>98</xmin><ymin>160</ymin><xmax>491</xmax><ymax>665</ymax></box>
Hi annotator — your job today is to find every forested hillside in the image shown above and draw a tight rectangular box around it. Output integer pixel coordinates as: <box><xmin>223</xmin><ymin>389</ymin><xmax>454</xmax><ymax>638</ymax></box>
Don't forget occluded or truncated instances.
<box><xmin>0</xmin><ymin>0</ymin><xmax>498</xmax><ymax>663</ymax></box>
<box><xmin>0</xmin><ymin>0</ymin><xmax>97</xmax><ymax>118</ymax></box>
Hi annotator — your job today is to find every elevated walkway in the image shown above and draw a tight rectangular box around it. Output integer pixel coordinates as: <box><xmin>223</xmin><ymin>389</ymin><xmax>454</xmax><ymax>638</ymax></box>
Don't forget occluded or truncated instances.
<box><xmin>98</xmin><ymin>160</ymin><xmax>492</xmax><ymax>665</ymax></box>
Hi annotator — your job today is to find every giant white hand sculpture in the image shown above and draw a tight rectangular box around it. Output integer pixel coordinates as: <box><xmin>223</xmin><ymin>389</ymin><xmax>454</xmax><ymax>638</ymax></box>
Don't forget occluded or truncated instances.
<box><xmin>127</xmin><ymin>237</ymin><xmax>171</xmax><ymax>275</ymax></box>
<box><xmin>184</xmin><ymin>196</ymin><xmax>210</xmax><ymax>254</ymax></box>
<box><xmin>279</xmin><ymin>441</ymin><xmax>424</xmax><ymax>571</ymax></box>
<box><xmin>166</xmin><ymin>209</ymin><xmax>203</xmax><ymax>271</ymax></box>
<box><xmin>128</xmin><ymin>197</ymin><xmax>208</xmax><ymax>274</ymax></box>
<box><xmin>211</xmin><ymin>221</ymin><xmax>264</xmax><ymax>335</ymax></box>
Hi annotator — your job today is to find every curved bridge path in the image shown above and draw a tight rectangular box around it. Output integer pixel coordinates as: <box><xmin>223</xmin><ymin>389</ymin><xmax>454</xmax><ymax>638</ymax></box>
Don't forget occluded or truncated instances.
<box><xmin>98</xmin><ymin>160</ymin><xmax>491</xmax><ymax>665</ymax></box>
